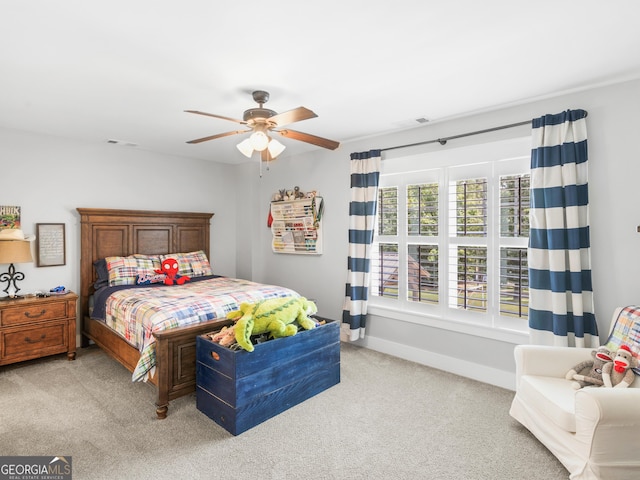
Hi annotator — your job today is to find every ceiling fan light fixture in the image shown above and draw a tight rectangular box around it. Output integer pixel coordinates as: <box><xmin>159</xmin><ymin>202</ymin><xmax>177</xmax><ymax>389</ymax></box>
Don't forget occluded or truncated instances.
<box><xmin>249</xmin><ymin>130</ymin><xmax>269</xmax><ymax>151</ymax></box>
<box><xmin>267</xmin><ymin>138</ymin><xmax>286</xmax><ymax>158</ymax></box>
<box><xmin>186</xmin><ymin>90</ymin><xmax>340</xmax><ymax>154</ymax></box>
<box><xmin>236</xmin><ymin>138</ymin><xmax>254</xmax><ymax>158</ymax></box>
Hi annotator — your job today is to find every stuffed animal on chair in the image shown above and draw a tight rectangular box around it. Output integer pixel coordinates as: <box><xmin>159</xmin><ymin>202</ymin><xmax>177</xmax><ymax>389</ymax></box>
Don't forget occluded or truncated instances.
<box><xmin>228</xmin><ymin>297</ymin><xmax>317</xmax><ymax>352</ymax></box>
<box><xmin>602</xmin><ymin>345</ymin><xmax>638</xmax><ymax>388</ymax></box>
<box><xmin>565</xmin><ymin>346</ymin><xmax>612</xmax><ymax>389</ymax></box>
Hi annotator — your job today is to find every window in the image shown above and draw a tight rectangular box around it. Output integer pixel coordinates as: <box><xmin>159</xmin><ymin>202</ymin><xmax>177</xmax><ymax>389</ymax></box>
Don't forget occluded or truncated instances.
<box><xmin>370</xmin><ymin>137</ymin><xmax>530</xmax><ymax>335</ymax></box>
<box><xmin>498</xmin><ymin>174</ymin><xmax>530</xmax><ymax>319</ymax></box>
<box><xmin>407</xmin><ymin>183</ymin><xmax>438</xmax><ymax>236</ymax></box>
<box><xmin>374</xmin><ymin>242</ymin><xmax>399</xmax><ymax>299</ymax></box>
<box><xmin>407</xmin><ymin>244</ymin><xmax>438</xmax><ymax>304</ymax></box>
<box><xmin>378</xmin><ymin>187</ymin><xmax>398</xmax><ymax>236</ymax></box>
<box><xmin>499</xmin><ymin>246</ymin><xmax>528</xmax><ymax>318</ymax></box>
<box><xmin>451</xmin><ymin>178</ymin><xmax>487</xmax><ymax>237</ymax></box>
<box><xmin>500</xmin><ymin>174</ymin><xmax>530</xmax><ymax>238</ymax></box>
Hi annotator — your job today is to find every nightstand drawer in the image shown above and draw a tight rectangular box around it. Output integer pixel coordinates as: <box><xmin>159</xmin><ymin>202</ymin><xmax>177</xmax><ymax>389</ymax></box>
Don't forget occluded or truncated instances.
<box><xmin>0</xmin><ymin>302</ymin><xmax>67</xmax><ymax>327</ymax></box>
<box><xmin>2</xmin><ymin>321</ymin><xmax>68</xmax><ymax>362</ymax></box>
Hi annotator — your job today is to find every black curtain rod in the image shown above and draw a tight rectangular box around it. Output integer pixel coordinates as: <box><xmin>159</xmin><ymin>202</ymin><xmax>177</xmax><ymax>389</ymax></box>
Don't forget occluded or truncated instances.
<box><xmin>380</xmin><ymin>119</ymin><xmax>532</xmax><ymax>152</ymax></box>
<box><xmin>381</xmin><ymin>110</ymin><xmax>589</xmax><ymax>152</ymax></box>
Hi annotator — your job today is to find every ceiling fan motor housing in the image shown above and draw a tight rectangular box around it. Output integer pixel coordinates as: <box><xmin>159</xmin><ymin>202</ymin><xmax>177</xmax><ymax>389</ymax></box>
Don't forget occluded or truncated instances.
<box><xmin>243</xmin><ymin>108</ymin><xmax>277</xmax><ymax>123</ymax></box>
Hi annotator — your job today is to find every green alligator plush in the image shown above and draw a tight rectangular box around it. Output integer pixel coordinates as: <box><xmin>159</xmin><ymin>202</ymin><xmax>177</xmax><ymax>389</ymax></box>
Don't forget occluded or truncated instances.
<box><xmin>228</xmin><ymin>296</ymin><xmax>318</xmax><ymax>352</ymax></box>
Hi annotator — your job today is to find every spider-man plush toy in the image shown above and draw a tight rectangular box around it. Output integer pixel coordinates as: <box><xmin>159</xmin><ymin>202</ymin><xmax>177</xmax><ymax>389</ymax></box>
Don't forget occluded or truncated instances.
<box><xmin>155</xmin><ymin>258</ymin><xmax>190</xmax><ymax>285</ymax></box>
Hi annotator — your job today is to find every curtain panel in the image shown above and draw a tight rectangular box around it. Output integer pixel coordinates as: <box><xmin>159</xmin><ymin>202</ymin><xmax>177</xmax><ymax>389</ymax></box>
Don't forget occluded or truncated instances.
<box><xmin>342</xmin><ymin>150</ymin><xmax>381</xmax><ymax>342</ymax></box>
<box><xmin>528</xmin><ymin>109</ymin><xmax>599</xmax><ymax>347</ymax></box>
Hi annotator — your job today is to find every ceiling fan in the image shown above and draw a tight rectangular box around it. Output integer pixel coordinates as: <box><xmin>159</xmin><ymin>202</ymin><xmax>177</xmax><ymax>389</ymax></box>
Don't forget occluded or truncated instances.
<box><xmin>185</xmin><ymin>90</ymin><xmax>340</xmax><ymax>161</ymax></box>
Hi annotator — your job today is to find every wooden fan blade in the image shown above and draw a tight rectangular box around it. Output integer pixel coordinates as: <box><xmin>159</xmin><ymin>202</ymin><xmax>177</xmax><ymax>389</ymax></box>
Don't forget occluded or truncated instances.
<box><xmin>269</xmin><ymin>107</ymin><xmax>317</xmax><ymax>127</ymax></box>
<box><xmin>278</xmin><ymin>129</ymin><xmax>340</xmax><ymax>150</ymax></box>
<box><xmin>186</xmin><ymin>130</ymin><xmax>250</xmax><ymax>144</ymax></box>
<box><xmin>184</xmin><ymin>110</ymin><xmax>246</xmax><ymax>124</ymax></box>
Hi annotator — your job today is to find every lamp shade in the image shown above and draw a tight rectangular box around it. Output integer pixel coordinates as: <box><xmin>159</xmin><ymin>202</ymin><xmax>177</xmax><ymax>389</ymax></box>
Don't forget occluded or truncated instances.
<box><xmin>236</xmin><ymin>138</ymin><xmax>254</xmax><ymax>158</ymax></box>
<box><xmin>0</xmin><ymin>240</ymin><xmax>33</xmax><ymax>264</ymax></box>
<box><xmin>249</xmin><ymin>131</ymin><xmax>269</xmax><ymax>151</ymax></box>
<box><xmin>267</xmin><ymin>138</ymin><xmax>286</xmax><ymax>158</ymax></box>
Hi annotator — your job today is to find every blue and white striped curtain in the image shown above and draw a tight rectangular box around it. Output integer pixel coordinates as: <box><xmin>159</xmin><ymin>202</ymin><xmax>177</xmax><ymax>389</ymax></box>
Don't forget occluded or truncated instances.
<box><xmin>342</xmin><ymin>150</ymin><xmax>381</xmax><ymax>342</ymax></box>
<box><xmin>528</xmin><ymin>109</ymin><xmax>599</xmax><ymax>347</ymax></box>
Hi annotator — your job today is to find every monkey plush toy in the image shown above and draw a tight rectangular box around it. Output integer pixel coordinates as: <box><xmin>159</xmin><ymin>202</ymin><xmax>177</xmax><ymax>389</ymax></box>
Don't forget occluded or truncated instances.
<box><xmin>565</xmin><ymin>346</ymin><xmax>612</xmax><ymax>389</ymax></box>
<box><xmin>602</xmin><ymin>345</ymin><xmax>638</xmax><ymax>388</ymax></box>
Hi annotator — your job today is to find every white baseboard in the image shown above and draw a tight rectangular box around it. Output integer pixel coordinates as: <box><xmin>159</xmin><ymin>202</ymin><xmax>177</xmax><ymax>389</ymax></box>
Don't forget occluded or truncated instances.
<box><xmin>358</xmin><ymin>335</ymin><xmax>516</xmax><ymax>391</ymax></box>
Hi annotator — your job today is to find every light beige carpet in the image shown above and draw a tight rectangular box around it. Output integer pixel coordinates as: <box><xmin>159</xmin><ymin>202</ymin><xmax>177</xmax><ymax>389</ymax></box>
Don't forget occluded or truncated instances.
<box><xmin>0</xmin><ymin>343</ymin><xmax>567</xmax><ymax>480</ymax></box>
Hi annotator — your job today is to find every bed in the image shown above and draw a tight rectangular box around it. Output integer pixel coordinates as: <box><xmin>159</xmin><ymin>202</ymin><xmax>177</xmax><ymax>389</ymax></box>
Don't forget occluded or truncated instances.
<box><xmin>77</xmin><ymin>208</ymin><xmax>297</xmax><ymax>419</ymax></box>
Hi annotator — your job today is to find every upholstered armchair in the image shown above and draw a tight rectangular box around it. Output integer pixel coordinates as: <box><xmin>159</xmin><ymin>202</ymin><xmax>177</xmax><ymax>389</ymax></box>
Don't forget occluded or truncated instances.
<box><xmin>510</xmin><ymin>307</ymin><xmax>640</xmax><ymax>480</ymax></box>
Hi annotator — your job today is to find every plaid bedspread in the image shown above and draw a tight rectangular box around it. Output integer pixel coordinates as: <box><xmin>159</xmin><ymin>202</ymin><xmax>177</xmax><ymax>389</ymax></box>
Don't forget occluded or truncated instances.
<box><xmin>103</xmin><ymin>277</ymin><xmax>299</xmax><ymax>381</ymax></box>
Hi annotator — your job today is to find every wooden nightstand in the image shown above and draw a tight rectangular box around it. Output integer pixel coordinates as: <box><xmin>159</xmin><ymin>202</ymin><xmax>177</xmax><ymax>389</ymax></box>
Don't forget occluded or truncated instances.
<box><xmin>0</xmin><ymin>292</ymin><xmax>78</xmax><ymax>366</ymax></box>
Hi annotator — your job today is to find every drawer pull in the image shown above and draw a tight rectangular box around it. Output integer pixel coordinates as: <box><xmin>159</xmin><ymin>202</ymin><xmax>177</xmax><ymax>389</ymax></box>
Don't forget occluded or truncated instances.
<box><xmin>25</xmin><ymin>334</ymin><xmax>46</xmax><ymax>343</ymax></box>
<box><xmin>211</xmin><ymin>351</ymin><xmax>220</xmax><ymax>361</ymax></box>
<box><xmin>24</xmin><ymin>309</ymin><xmax>46</xmax><ymax>319</ymax></box>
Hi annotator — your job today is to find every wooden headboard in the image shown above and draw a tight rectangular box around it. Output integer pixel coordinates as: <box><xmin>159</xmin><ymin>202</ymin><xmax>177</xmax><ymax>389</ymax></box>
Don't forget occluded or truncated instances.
<box><xmin>76</xmin><ymin>208</ymin><xmax>214</xmax><ymax>320</ymax></box>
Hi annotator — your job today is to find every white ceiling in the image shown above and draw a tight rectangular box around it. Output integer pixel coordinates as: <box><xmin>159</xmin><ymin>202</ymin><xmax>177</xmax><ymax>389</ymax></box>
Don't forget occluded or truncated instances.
<box><xmin>2</xmin><ymin>1</ymin><xmax>640</xmax><ymax>164</ymax></box>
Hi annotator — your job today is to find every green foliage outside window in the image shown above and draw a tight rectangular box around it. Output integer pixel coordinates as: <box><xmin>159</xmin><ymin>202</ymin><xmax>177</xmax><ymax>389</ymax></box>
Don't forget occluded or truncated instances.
<box><xmin>378</xmin><ymin>187</ymin><xmax>398</xmax><ymax>236</ymax></box>
<box><xmin>455</xmin><ymin>178</ymin><xmax>487</xmax><ymax>237</ymax></box>
<box><xmin>408</xmin><ymin>183</ymin><xmax>438</xmax><ymax>236</ymax></box>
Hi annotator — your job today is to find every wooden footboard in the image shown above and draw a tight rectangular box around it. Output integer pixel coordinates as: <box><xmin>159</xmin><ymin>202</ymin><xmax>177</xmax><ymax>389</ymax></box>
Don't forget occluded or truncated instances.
<box><xmin>152</xmin><ymin>318</ymin><xmax>232</xmax><ymax>418</ymax></box>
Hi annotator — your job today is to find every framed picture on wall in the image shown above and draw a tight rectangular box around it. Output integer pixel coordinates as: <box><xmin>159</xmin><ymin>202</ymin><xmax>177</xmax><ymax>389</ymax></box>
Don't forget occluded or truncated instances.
<box><xmin>36</xmin><ymin>223</ymin><xmax>66</xmax><ymax>267</ymax></box>
<box><xmin>0</xmin><ymin>205</ymin><xmax>21</xmax><ymax>229</ymax></box>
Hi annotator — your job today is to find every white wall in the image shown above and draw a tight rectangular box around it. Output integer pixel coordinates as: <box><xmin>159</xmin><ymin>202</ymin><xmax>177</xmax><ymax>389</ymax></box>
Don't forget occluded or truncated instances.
<box><xmin>0</xmin><ymin>128</ymin><xmax>239</xmax><ymax>298</ymax></box>
<box><xmin>249</xmin><ymin>78</ymin><xmax>640</xmax><ymax>389</ymax></box>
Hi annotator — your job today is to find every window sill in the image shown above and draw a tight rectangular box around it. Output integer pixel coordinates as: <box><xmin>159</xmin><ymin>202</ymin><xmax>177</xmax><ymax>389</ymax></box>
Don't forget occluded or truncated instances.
<box><xmin>367</xmin><ymin>303</ymin><xmax>530</xmax><ymax>345</ymax></box>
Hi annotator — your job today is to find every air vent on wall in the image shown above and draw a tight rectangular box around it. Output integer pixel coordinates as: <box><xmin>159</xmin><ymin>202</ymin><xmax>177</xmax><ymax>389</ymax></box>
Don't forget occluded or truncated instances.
<box><xmin>106</xmin><ymin>139</ymin><xmax>138</xmax><ymax>147</ymax></box>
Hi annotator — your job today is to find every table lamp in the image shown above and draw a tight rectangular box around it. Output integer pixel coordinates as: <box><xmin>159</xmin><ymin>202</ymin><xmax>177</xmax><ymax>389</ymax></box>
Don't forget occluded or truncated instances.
<box><xmin>0</xmin><ymin>238</ymin><xmax>34</xmax><ymax>299</ymax></box>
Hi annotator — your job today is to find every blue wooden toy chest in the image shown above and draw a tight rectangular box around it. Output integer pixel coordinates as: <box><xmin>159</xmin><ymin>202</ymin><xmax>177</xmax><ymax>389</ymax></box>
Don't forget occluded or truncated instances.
<box><xmin>196</xmin><ymin>319</ymin><xmax>340</xmax><ymax>435</ymax></box>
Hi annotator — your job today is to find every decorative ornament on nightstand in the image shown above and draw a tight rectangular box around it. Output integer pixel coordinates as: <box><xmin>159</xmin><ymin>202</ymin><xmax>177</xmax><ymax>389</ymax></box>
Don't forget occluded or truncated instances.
<box><xmin>0</xmin><ymin>228</ymin><xmax>35</xmax><ymax>300</ymax></box>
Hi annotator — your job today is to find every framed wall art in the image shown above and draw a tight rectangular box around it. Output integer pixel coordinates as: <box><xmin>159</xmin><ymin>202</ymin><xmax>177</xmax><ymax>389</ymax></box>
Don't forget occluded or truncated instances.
<box><xmin>0</xmin><ymin>205</ymin><xmax>21</xmax><ymax>229</ymax></box>
<box><xmin>36</xmin><ymin>223</ymin><xmax>66</xmax><ymax>267</ymax></box>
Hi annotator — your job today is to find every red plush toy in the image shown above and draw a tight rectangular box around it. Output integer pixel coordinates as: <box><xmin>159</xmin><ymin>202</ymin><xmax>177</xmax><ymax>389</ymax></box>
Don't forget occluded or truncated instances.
<box><xmin>155</xmin><ymin>258</ymin><xmax>190</xmax><ymax>285</ymax></box>
<box><xmin>602</xmin><ymin>345</ymin><xmax>638</xmax><ymax>388</ymax></box>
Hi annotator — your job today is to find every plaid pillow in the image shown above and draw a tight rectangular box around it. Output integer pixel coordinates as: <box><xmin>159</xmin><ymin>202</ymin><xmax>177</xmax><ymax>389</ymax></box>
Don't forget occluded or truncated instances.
<box><xmin>159</xmin><ymin>250</ymin><xmax>212</xmax><ymax>278</ymax></box>
<box><xmin>106</xmin><ymin>254</ymin><xmax>160</xmax><ymax>286</ymax></box>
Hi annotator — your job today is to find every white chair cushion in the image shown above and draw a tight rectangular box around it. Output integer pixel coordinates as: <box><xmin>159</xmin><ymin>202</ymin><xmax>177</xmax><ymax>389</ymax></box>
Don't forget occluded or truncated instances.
<box><xmin>518</xmin><ymin>375</ymin><xmax>579</xmax><ymax>432</ymax></box>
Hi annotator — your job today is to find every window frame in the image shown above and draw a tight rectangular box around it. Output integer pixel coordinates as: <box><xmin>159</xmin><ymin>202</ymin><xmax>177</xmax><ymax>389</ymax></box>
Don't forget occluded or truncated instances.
<box><xmin>368</xmin><ymin>136</ymin><xmax>531</xmax><ymax>342</ymax></box>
